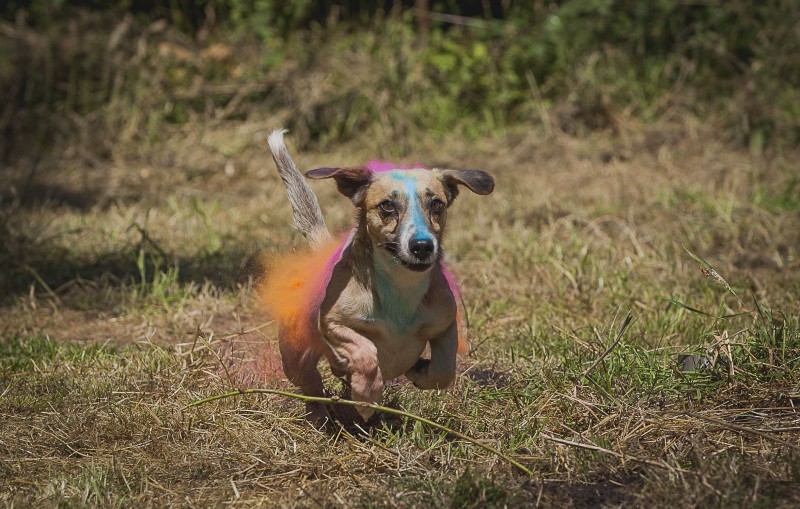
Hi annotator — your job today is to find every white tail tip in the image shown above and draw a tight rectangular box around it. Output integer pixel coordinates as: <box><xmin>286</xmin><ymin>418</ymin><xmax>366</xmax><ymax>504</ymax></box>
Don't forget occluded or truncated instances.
<box><xmin>267</xmin><ymin>128</ymin><xmax>288</xmax><ymax>155</ymax></box>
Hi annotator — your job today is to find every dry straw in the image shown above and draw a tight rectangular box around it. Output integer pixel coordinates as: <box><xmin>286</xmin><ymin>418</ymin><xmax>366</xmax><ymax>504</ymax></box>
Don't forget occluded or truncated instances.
<box><xmin>186</xmin><ymin>388</ymin><xmax>534</xmax><ymax>476</ymax></box>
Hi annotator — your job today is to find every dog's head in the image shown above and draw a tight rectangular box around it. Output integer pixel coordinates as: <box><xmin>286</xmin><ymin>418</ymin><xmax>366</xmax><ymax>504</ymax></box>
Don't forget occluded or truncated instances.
<box><xmin>306</xmin><ymin>163</ymin><xmax>494</xmax><ymax>272</ymax></box>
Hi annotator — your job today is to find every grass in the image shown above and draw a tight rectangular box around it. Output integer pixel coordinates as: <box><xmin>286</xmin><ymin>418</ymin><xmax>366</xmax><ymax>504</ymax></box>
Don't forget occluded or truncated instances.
<box><xmin>2</xmin><ymin>115</ymin><xmax>800</xmax><ymax>507</ymax></box>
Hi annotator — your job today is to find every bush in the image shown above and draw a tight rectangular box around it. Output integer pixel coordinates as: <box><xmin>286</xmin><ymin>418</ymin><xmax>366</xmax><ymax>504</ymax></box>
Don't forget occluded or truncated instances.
<box><xmin>1</xmin><ymin>0</ymin><xmax>798</xmax><ymax>163</ymax></box>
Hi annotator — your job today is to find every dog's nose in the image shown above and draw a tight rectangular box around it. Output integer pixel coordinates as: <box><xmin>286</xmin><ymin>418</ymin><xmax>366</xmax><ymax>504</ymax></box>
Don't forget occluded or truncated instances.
<box><xmin>409</xmin><ymin>238</ymin><xmax>434</xmax><ymax>259</ymax></box>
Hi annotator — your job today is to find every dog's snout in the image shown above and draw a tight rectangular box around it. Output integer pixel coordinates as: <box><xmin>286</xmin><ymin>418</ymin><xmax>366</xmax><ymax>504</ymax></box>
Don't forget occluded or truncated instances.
<box><xmin>409</xmin><ymin>238</ymin><xmax>434</xmax><ymax>259</ymax></box>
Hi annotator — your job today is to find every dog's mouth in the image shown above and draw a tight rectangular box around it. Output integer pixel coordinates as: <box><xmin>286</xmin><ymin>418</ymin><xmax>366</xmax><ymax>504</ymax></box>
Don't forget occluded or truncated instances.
<box><xmin>399</xmin><ymin>259</ymin><xmax>433</xmax><ymax>272</ymax></box>
<box><xmin>382</xmin><ymin>244</ymin><xmax>434</xmax><ymax>272</ymax></box>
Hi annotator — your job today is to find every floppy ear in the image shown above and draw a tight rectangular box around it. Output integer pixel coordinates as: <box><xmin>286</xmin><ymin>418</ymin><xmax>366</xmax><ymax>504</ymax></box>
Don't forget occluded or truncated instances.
<box><xmin>305</xmin><ymin>167</ymin><xmax>371</xmax><ymax>204</ymax></box>
<box><xmin>437</xmin><ymin>169</ymin><xmax>494</xmax><ymax>203</ymax></box>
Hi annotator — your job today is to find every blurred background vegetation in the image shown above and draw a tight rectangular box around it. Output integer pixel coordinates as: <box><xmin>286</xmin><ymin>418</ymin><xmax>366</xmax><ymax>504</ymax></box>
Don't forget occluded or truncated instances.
<box><xmin>1</xmin><ymin>0</ymin><xmax>798</xmax><ymax>168</ymax></box>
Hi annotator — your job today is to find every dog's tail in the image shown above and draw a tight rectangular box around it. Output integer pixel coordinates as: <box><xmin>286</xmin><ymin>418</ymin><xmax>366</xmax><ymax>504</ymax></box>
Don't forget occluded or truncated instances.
<box><xmin>267</xmin><ymin>129</ymin><xmax>331</xmax><ymax>248</ymax></box>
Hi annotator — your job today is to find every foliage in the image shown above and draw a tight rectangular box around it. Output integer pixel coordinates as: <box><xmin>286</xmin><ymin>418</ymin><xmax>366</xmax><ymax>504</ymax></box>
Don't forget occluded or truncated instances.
<box><xmin>1</xmin><ymin>0</ymin><xmax>799</xmax><ymax>164</ymax></box>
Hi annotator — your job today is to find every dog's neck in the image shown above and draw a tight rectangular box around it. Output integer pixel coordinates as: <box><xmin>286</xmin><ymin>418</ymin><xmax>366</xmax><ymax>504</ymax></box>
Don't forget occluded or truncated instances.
<box><xmin>350</xmin><ymin>225</ymin><xmax>433</xmax><ymax>329</ymax></box>
<box><xmin>373</xmin><ymin>249</ymin><xmax>432</xmax><ymax>329</ymax></box>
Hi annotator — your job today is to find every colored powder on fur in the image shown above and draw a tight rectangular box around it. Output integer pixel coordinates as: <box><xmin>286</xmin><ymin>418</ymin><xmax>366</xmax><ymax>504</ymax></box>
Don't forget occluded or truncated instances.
<box><xmin>440</xmin><ymin>263</ymin><xmax>469</xmax><ymax>354</ymax></box>
<box><xmin>366</xmin><ymin>160</ymin><xmax>427</xmax><ymax>172</ymax></box>
<box><xmin>259</xmin><ymin>230</ymin><xmax>468</xmax><ymax>355</ymax></box>
<box><xmin>258</xmin><ymin>232</ymin><xmax>353</xmax><ymax>352</ymax></box>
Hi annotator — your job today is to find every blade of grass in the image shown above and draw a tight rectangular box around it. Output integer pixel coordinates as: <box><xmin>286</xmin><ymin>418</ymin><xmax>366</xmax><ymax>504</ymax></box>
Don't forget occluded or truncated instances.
<box><xmin>683</xmin><ymin>246</ymin><xmax>747</xmax><ymax>308</ymax></box>
<box><xmin>667</xmin><ymin>299</ymin><xmax>749</xmax><ymax>320</ymax></box>
<box><xmin>581</xmin><ymin>311</ymin><xmax>633</xmax><ymax>378</ymax></box>
<box><xmin>667</xmin><ymin>298</ymin><xmax>718</xmax><ymax>317</ymax></box>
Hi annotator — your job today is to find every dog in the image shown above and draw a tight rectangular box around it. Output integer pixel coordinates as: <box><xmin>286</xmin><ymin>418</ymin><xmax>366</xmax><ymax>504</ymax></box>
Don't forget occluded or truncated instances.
<box><xmin>261</xmin><ymin>130</ymin><xmax>494</xmax><ymax>423</ymax></box>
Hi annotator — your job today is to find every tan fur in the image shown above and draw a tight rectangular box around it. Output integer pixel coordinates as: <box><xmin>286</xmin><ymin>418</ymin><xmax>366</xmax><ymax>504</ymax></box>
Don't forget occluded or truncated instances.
<box><xmin>267</xmin><ymin>131</ymin><xmax>494</xmax><ymax>423</ymax></box>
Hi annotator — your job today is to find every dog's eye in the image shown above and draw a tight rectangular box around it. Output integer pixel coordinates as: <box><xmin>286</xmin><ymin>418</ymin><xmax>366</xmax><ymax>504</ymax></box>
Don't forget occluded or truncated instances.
<box><xmin>430</xmin><ymin>199</ymin><xmax>445</xmax><ymax>214</ymax></box>
<box><xmin>378</xmin><ymin>200</ymin><xmax>396</xmax><ymax>215</ymax></box>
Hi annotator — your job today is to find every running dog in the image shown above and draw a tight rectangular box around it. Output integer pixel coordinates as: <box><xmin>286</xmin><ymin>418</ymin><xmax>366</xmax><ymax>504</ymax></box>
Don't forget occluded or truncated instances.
<box><xmin>262</xmin><ymin>129</ymin><xmax>494</xmax><ymax>422</ymax></box>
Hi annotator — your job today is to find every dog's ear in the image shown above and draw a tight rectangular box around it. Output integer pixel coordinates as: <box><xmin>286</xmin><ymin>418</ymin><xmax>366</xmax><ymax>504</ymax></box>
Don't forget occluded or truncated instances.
<box><xmin>306</xmin><ymin>167</ymin><xmax>371</xmax><ymax>204</ymax></box>
<box><xmin>437</xmin><ymin>169</ymin><xmax>494</xmax><ymax>203</ymax></box>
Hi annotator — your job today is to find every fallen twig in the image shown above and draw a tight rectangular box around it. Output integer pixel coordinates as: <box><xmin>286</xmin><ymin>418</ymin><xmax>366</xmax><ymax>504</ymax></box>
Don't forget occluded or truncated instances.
<box><xmin>186</xmin><ymin>388</ymin><xmax>533</xmax><ymax>476</ymax></box>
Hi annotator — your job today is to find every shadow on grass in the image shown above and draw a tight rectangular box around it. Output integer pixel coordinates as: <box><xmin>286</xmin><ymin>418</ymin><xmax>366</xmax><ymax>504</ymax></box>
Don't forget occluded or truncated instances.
<box><xmin>0</xmin><ymin>232</ymin><xmax>262</xmax><ymax>307</ymax></box>
<box><xmin>1</xmin><ymin>181</ymin><xmax>112</xmax><ymax>212</ymax></box>
<box><xmin>532</xmin><ymin>473</ymin><xmax>639</xmax><ymax>508</ymax></box>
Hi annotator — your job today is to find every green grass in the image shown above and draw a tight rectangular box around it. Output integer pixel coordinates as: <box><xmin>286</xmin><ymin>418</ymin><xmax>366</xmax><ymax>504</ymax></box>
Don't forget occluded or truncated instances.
<box><xmin>2</xmin><ymin>299</ymin><xmax>797</xmax><ymax>506</ymax></box>
<box><xmin>2</xmin><ymin>5</ymin><xmax>799</xmax><ymax>505</ymax></box>
<box><xmin>2</xmin><ymin>115</ymin><xmax>800</xmax><ymax>506</ymax></box>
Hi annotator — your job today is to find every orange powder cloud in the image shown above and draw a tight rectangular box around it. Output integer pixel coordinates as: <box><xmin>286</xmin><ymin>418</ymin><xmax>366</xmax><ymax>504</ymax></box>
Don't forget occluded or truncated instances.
<box><xmin>258</xmin><ymin>238</ymin><xmax>345</xmax><ymax>352</ymax></box>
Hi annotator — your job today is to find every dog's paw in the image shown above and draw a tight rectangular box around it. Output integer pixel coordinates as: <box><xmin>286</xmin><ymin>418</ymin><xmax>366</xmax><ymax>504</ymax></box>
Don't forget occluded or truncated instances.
<box><xmin>328</xmin><ymin>354</ymin><xmax>350</xmax><ymax>378</ymax></box>
<box><xmin>404</xmin><ymin>358</ymin><xmax>431</xmax><ymax>386</ymax></box>
<box><xmin>405</xmin><ymin>359</ymin><xmax>454</xmax><ymax>390</ymax></box>
<box><xmin>330</xmin><ymin>363</ymin><xmax>348</xmax><ymax>378</ymax></box>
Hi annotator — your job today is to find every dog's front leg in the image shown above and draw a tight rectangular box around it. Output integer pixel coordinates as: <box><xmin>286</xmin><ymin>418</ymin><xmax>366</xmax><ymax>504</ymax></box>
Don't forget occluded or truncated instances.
<box><xmin>405</xmin><ymin>321</ymin><xmax>458</xmax><ymax>390</ymax></box>
<box><xmin>323</xmin><ymin>323</ymin><xmax>383</xmax><ymax>421</ymax></box>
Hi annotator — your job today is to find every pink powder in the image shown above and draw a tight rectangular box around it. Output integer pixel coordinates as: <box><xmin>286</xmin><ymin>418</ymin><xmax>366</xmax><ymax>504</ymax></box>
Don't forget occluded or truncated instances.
<box><xmin>308</xmin><ymin>228</ymin><xmax>356</xmax><ymax>317</ymax></box>
<box><xmin>439</xmin><ymin>262</ymin><xmax>469</xmax><ymax>353</ymax></box>
<box><xmin>439</xmin><ymin>263</ymin><xmax>462</xmax><ymax>303</ymax></box>
<box><xmin>366</xmin><ymin>160</ymin><xmax>428</xmax><ymax>172</ymax></box>
<box><xmin>258</xmin><ymin>230</ymin><xmax>355</xmax><ymax>357</ymax></box>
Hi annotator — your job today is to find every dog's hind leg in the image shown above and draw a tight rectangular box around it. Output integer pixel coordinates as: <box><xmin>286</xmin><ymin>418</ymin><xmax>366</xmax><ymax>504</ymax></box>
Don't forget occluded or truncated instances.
<box><xmin>278</xmin><ymin>336</ymin><xmax>327</xmax><ymax>423</ymax></box>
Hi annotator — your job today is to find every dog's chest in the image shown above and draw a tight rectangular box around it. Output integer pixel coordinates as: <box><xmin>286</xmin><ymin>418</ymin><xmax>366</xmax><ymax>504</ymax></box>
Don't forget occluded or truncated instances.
<box><xmin>337</xmin><ymin>282</ymin><xmax>436</xmax><ymax>336</ymax></box>
<box><xmin>364</xmin><ymin>316</ymin><xmax>431</xmax><ymax>380</ymax></box>
<box><xmin>366</xmin><ymin>285</ymin><xmax>452</xmax><ymax>379</ymax></box>
<box><xmin>373</xmin><ymin>281</ymin><xmax>425</xmax><ymax>334</ymax></box>
<box><xmin>328</xmin><ymin>263</ymin><xmax>456</xmax><ymax>379</ymax></box>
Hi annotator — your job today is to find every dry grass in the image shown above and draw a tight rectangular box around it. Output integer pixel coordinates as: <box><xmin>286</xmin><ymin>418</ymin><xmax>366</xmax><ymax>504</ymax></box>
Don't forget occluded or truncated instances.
<box><xmin>1</xmin><ymin>115</ymin><xmax>800</xmax><ymax>507</ymax></box>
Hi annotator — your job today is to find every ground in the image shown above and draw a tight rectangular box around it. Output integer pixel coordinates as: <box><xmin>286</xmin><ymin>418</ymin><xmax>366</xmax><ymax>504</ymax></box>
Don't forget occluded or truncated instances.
<box><xmin>1</xmin><ymin>116</ymin><xmax>799</xmax><ymax>507</ymax></box>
